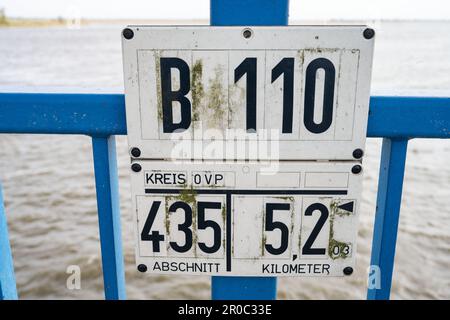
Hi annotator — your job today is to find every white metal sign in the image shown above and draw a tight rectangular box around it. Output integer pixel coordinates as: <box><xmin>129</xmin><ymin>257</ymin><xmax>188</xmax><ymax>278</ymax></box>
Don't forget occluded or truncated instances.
<box><xmin>129</xmin><ymin>160</ymin><xmax>362</xmax><ymax>276</ymax></box>
<box><xmin>122</xmin><ymin>25</ymin><xmax>374</xmax><ymax>277</ymax></box>
<box><xmin>122</xmin><ymin>26</ymin><xmax>374</xmax><ymax>160</ymax></box>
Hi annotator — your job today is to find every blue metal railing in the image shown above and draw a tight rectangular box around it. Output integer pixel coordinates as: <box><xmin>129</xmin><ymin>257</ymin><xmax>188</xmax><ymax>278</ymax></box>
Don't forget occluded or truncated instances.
<box><xmin>0</xmin><ymin>183</ymin><xmax>18</xmax><ymax>300</ymax></box>
<box><xmin>0</xmin><ymin>0</ymin><xmax>449</xmax><ymax>300</ymax></box>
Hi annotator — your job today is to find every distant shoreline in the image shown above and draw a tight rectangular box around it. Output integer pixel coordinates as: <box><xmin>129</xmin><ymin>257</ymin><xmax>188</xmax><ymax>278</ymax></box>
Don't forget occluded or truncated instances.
<box><xmin>0</xmin><ymin>17</ymin><xmax>68</xmax><ymax>27</ymax></box>
<box><xmin>0</xmin><ymin>18</ymin><xmax>211</xmax><ymax>28</ymax></box>
<box><xmin>1</xmin><ymin>17</ymin><xmax>449</xmax><ymax>28</ymax></box>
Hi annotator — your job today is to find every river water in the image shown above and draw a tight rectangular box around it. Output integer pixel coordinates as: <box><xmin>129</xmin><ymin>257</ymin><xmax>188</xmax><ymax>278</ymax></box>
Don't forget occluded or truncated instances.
<box><xmin>0</xmin><ymin>20</ymin><xmax>449</xmax><ymax>299</ymax></box>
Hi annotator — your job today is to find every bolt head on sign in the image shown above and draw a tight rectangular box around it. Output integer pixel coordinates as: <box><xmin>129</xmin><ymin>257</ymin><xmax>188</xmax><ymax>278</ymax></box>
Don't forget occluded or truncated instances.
<box><xmin>121</xmin><ymin>26</ymin><xmax>374</xmax><ymax>277</ymax></box>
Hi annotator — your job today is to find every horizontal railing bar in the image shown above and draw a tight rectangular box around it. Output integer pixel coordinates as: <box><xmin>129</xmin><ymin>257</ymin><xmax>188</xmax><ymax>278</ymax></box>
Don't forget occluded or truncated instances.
<box><xmin>0</xmin><ymin>93</ymin><xmax>126</xmax><ymax>136</ymax></box>
<box><xmin>0</xmin><ymin>93</ymin><xmax>449</xmax><ymax>138</ymax></box>
<box><xmin>367</xmin><ymin>96</ymin><xmax>450</xmax><ymax>139</ymax></box>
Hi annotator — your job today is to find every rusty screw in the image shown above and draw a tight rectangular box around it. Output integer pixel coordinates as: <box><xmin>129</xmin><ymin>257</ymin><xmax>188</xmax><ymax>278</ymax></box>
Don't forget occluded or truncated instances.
<box><xmin>131</xmin><ymin>163</ymin><xmax>142</xmax><ymax>172</ymax></box>
<box><xmin>131</xmin><ymin>147</ymin><xmax>141</xmax><ymax>158</ymax></box>
<box><xmin>137</xmin><ymin>264</ymin><xmax>147</xmax><ymax>273</ymax></box>
<box><xmin>363</xmin><ymin>28</ymin><xmax>375</xmax><ymax>40</ymax></box>
<box><xmin>343</xmin><ymin>267</ymin><xmax>353</xmax><ymax>276</ymax></box>
<box><xmin>123</xmin><ymin>28</ymin><xmax>134</xmax><ymax>40</ymax></box>
<box><xmin>352</xmin><ymin>165</ymin><xmax>362</xmax><ymax>174</ymax></box>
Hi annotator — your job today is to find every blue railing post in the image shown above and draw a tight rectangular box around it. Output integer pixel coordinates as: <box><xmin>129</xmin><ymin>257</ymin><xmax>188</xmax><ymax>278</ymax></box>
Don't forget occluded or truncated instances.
<box><xmin>367</xmin><ymin>138</ymin><xmax>409</xmax><ymax>300</ymax></box>
<box><xmin>91</xmin><ymin>136</ymin><xmax>126</xmax><ymax>300</ymax></box>
<box><xmin>210</xmin><ymin>0</ymin><xmax>289</xmax><ymax>26</ymax></box>
<box><xmin>209</xmin><ymin>0</ymin><xmax>290</xmax><ymax>300</ymax></box>
<box><xmin>0</xmin><ymin>183</ymin><xmax>18</xmax><ymax>300</ymax></box>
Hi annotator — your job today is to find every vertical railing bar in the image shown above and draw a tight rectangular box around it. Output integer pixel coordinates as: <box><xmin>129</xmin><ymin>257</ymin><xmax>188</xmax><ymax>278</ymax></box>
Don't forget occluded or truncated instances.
<box><xmin>367</xmin><ymin>138</ymin><xmax>409</xmax><ymax>300</ymax></box>
<box><xmin>210</xmin><ymin>0</ymin><xmax>290</xmax><ymax>300</ymax></box>
<box><xmin>211</xmin><ymin>276</ymin><xmax>277</xmax><ymax>300</ymax></box>
<box><xmin>0</xmin><ymin>182</ymin><xmax>18</xmax><ymax>300</ymax></box>
<box><xmin>91</xmin><ymin>135</ymin><xmax>126</xmax><ymax>300</ymax></box>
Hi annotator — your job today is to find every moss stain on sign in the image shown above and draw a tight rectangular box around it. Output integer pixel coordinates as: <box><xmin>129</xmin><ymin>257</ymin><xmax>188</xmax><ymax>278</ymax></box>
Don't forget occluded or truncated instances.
<box><xmin>154</xmin><ymin>51</ymin><xmax>163</xmax><ymax>121</ymax></box>
<box><xmin>328</xmin><ymin>200</ymin><xmax>352</xmax><ymax>260</ymax></box>
<box><xmin>164</xmin><ymin>185</ymin><xmax>198</xmax><ymax>255</ymax></box>
<box><xmin>221</xmin><ymin>204</ymin><xmax>226</xmax><ymax>250</ymax></box>
<box><xmin>191</xmin><ymin>60</ymin><xmax>203</xmax><ymax>123</ymax></box>
<box><xmin>206</xmin><ymin>66</ymin><xmax>227</xmax><ymax>127</ymax></box>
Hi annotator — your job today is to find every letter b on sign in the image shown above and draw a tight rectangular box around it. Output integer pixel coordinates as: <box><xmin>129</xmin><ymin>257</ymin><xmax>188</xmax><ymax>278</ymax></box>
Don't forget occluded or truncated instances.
<box><xmin>160</xmin><ymin>58</ymin><xmax>192</xmax><ymax>133</ymax></box>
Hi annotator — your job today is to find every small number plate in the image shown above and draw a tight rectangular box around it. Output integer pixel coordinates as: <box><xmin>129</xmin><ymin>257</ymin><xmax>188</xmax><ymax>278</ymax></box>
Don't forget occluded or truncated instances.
<box><xmin>122</xmin><ymin>26</ymin><xmax>374</xmax><ymax>160</ymax></box>
<box><xmin>130</xmin><ymin>161</ymin><xmax>362</xmax><ymax>276</ymax></box>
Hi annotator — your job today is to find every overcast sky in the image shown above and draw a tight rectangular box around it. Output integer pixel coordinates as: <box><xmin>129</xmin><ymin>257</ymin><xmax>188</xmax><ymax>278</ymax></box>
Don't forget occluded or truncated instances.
<box><xmin>1</xmin><ymin>0</ymin><xmax>450</xmax><ymax>20</ymax></box>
